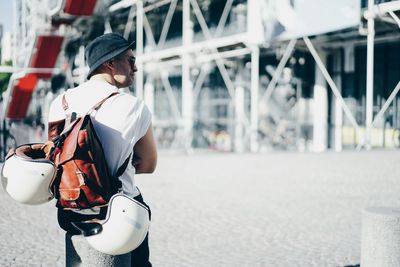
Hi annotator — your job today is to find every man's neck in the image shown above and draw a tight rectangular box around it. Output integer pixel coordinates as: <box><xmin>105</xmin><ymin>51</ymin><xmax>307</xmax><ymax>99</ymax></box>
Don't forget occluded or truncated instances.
<box><xmin>90</xmin><ymin>74</ymin><xmax>115</xmax><ymax>86</ymax></box>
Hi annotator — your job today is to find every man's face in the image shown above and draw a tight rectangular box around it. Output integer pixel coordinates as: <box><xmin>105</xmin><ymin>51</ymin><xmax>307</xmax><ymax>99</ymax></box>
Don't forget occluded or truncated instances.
<box><xmin>111</xmin><ymin>49</ymin><xmax>137</xmax><ymax>88</ymax></box>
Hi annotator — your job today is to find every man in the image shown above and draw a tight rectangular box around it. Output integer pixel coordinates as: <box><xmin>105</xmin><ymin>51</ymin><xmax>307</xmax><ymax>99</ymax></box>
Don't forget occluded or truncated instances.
<box><xmin>47</xmin><ymin>33</ymin><xmax>157</xmax><ymax>266</ymax></box>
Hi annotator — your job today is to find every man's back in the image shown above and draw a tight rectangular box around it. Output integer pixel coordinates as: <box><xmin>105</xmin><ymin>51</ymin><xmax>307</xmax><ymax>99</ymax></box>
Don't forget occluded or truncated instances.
<box><xmin>48</xmin><ymin>79</ymin><xmax>151</xmax><ymax>197</ymax></box>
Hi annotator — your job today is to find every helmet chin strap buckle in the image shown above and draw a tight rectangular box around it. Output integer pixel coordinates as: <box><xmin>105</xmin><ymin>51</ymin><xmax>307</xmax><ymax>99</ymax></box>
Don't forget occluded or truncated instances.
<box><xmin>72</xmin><ymin>222</ymin><xmax>103</xmax><ymax>236</ymax></box>
<box><xmin>72</xmin><ymin>221</ymin><xmax>103</xmax><ymax>237</ymax></box>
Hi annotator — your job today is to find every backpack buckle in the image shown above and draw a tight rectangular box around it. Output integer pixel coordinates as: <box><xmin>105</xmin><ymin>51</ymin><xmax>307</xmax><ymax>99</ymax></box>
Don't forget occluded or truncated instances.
<box><xmin>76</xmin><ymin>171</ymin><xmax>86</xmax><ymax>186</ymax></box>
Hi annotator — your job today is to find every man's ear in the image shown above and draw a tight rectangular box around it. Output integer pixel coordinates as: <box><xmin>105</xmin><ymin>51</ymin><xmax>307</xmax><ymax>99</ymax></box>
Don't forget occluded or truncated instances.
<box><xmin>104</xmin><ymin>60</ymin><xmax>114</xmax><ymax>71</ymax></box>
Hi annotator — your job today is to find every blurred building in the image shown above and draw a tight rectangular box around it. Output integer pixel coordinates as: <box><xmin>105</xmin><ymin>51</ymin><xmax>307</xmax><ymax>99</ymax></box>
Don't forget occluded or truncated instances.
<box><xmin>1</xmin><ymin>32</ymin><xmax>13</xmax><ymax>64</ymax></box>
<box><xmin>0</xmin><ymin>24</ymin><xmax>3</xmax><ymax>62</ymax></box>
<box><xmin>2</xmin><ymin>0</ymin><xmax>400</xmax><ymax>152</ymax></box>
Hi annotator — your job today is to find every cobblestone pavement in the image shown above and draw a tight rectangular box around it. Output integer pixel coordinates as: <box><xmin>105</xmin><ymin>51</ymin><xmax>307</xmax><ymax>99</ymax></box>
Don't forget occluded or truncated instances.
<box><xmin>1</xmin><ymin>150</ymin><xmax>400</xmax><ymax>266</ymax></box>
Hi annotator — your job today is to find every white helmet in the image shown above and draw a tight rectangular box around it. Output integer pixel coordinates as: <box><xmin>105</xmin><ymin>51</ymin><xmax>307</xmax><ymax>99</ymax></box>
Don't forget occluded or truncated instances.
<box><xmin>72</xmin><ymin>193</ymin><xmax>150</xmax><ymax>255</ymax></box>
<box><xmin>1</xmin><ymin>143</ymin><xmax>56</xmax><ymax>205</ymax></box>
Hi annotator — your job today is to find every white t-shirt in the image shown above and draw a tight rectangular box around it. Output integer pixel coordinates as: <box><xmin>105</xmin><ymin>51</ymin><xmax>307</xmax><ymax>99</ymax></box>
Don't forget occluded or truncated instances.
<box><xmin>48</xmin><ymin>79</ymin><xmax>152</xmax><ymax>197</ymax></box>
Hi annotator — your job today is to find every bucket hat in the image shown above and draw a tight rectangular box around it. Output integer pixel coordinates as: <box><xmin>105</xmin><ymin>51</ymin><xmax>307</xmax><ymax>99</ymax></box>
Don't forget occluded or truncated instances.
<box><xmin>85</xmin><ymin>33</ymin><xmax>135</xmax><ymax>79</ymax></box>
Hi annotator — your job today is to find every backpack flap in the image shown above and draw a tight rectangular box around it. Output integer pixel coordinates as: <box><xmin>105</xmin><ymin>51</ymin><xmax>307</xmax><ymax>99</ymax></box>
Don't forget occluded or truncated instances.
<box><xmin>58</xmin><ymin>162</ymin><xmax>82</xmax><ymax>202</ymax></box>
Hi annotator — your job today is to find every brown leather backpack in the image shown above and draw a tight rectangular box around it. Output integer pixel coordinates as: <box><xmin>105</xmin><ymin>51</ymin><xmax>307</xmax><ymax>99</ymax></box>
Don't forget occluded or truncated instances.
<box><xmin>47</xmin><ymin>93</ymin><xmax>129</xmax><ymax>210</ymax></box>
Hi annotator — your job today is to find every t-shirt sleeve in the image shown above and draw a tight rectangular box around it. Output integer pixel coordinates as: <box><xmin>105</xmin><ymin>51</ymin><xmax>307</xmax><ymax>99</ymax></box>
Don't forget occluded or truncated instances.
<box><xmin>133</xmin><ymin>101</ymin><xmax>152</xmax><ymax>144</ymax></box>
<box><xmin>94</xmin><ymin>94</ymin><xmax>152</xmax><ymax>154</ymax></box>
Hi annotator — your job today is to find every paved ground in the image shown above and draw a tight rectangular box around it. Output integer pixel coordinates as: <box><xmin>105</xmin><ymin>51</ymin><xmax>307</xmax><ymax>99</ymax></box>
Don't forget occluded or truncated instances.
<box><xmin>1</xmin><ymin>150</ymin><xmax>400</xmax><ymax>266</ymax></box>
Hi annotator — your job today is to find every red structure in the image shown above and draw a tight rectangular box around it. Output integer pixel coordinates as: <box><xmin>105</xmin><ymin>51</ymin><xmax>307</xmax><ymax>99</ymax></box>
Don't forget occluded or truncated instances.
<box><xmin>64</xmin><ymin>0</ymin><xmax>97</xmax><ymax>16</ymax></box>
<box><xmin>30</xmin><ymin>36</ymin><xmax>64</xmax><ymax>79</ymax></box>
<box><xmin>5</xmin><ymin>0</ymin><xmax>98</xmax><ymax>119</ymax></box>
<box><xmin>6</xmin><ymin>74</ymin><xmax>38</xmax><ymax>119</ymax></box>
<box><xmin>5</xmin><ymin>35</ymin><xmax>64</xmax><ymax>119</ymax></box>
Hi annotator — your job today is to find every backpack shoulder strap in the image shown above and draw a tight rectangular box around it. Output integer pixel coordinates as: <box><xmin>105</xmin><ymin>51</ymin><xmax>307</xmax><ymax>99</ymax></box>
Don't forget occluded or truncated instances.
<box><xmin>116</xmin><ymin>154</ymin><xmax>132</xmax><ymax>177</ymax></box>
<box><xmin>62</xmin><ymin>91</ymin><xmax>119</xmax><ymax>116</ymax></box>
<box><xmin>112</xmin><ymin>153</ymin><xmax>132</xmax><ymax>191</ymax></box>
<box><xmin>61</xmin><ymin>93</ymin><xmax>78</xmax><ymax>128</ymax></box>
<box><xmin>89</xmin><ymin>92</ymin><xmax>120</xmax><ymax>114</ymax></box>
<box><xmin>61</xmin><ymin>94</ymin><xmax>69</xmax><ymax>111</ymax></box>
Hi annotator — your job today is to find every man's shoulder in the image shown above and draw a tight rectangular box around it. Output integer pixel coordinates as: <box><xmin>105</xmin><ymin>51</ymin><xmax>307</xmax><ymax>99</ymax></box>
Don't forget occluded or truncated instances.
<box><xmin>101</xmin><ymin>92</ymin><xmax>149</xmax><ymax>119</ymax></box>
<box><xmin>112</xmin><ymin>91</ymin><xmax>143</xmax><ymax>107</ymax></box>
<box><xmin>50</xmin><ymin>86</ymin><xmax>77</xmax><ymax>104</ymax></box>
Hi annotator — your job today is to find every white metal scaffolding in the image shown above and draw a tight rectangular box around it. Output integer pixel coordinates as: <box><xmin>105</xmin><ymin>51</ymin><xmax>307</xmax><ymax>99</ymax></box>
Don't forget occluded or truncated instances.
<box><xmin>4</xmin><ymin>0</ymin><xmax>400</xmax><ymax>152</ymax></box>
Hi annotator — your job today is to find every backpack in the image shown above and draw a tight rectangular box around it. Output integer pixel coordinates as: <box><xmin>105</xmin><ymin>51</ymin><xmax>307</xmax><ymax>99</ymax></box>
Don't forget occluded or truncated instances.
<box><xmin>48</xmin><ymin>92</ymin><xmax>130</xmax><ymax>210</ymax></box>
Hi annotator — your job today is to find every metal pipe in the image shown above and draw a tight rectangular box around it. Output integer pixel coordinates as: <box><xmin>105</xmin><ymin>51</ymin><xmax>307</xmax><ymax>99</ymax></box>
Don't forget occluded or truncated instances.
<box><xmin>136</xmin><ymin>0</ymin><xmax>144</xmax><ymax>99</ymax></box>
<box><xmin>140</xmin><ymin>32</ymin><xmax>248</xmax><ymax>61</ymax></box>
<box><xmin>0</xmin><ymin>66</ymin><xmax>60</xmax><ymax>73</ymax></box>
<box><xmin>182</xmin><ymin>0</ymin><xmax>193</xmax><ymax>151</ymax></box>
<box><xmin>47</xmin><ymin>0</ymin><xmax>64</xmax><ymax>17</ymax></box>
<box><xmin>12</xmin><ymin>0</ymin><xmax>18</xmax><ymax>67</ymax></box>
<box><xmin>250</xmin><ymin>45</ymin><xmax>259</xmax><ymax>152</ymax></box>
<box><xmin>365</xmin><ymin>0</ymin><xmax>375</xmax><ymax>149</ymax></box>
<box><xmin>235</xmin><ymin>85</ymin><xmax>245</xmax><ymax>152</ymax></box>
<box><xmin>144</xmin><ymin>59</ymin><xmax>182</xmax><ymax>70</ymax></box>
<box><xmin>195</xmin><ymin>48</ymin><xmax>250</xmax><ymax>64</ymax></box>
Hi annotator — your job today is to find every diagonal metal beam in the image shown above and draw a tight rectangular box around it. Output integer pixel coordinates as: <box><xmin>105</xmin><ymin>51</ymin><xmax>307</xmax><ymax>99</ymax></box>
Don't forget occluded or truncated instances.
<box><xmin>190</xmin><ymin>0</ymin><xmax>211</xmax><ymax>42</ymax></box>
<box><xmin>124</xmin><ymin>5</ymin><xmax>136</xmax><ymax>39</ymax></box>
<box><xmin>260</xmin><ymin>39</ymin><xmax>296</xmax><ymax>104</ymax></box>
<box><xmin>214</xmin><ymin>0</ymin><xmax>233</xmax><ymax>38</ymax></box>
<box><xmin>192</xmin><ymin>65</ymin><xmax>209</xmax><ymax>101</ymax></box>
<box><xmin>110</xmin><ymin>0</ymin><xmax>172</xmax><ymax>13</ymax></box>
<box><xmin>160</xmin><ymin>71</ymin><xmax>182</xmax><ymax>118</ymax></box>
<box><xmin>109</xmin><ymin>0</ymin><xmax>138</xmax><ymax>12</ymax></box>
<box><xmin>143</xmin><ymin>14</ymin><xmax>157</xmax><ymax>47</ymax></box>
<box><xmin>372</xmin><ymin>81</ymin><xmax>400</xmax><ymax>127</ymax></box>
<box><xmin>157</xmin><ymin>0</ymin><xmax>178</xmax><ymax>49</ymax></box>
<box><xmin>190</xmin><ymin>0</ymin><xmax>235</xmax><ymax>98</ymax></box>
<box><xmin>303</xmin><ymin>37</ymin><xmax>360</xmax><ymax>132</ymax></box>
<box><xmin>389</xmin><ymin>11</ymin><xmax>400</xmax><ymax>28</ymax></box>
<box><xmin>356</xmin><ymin>80</ymin><xmax>400</xmax><ymax>150</ymax></box>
